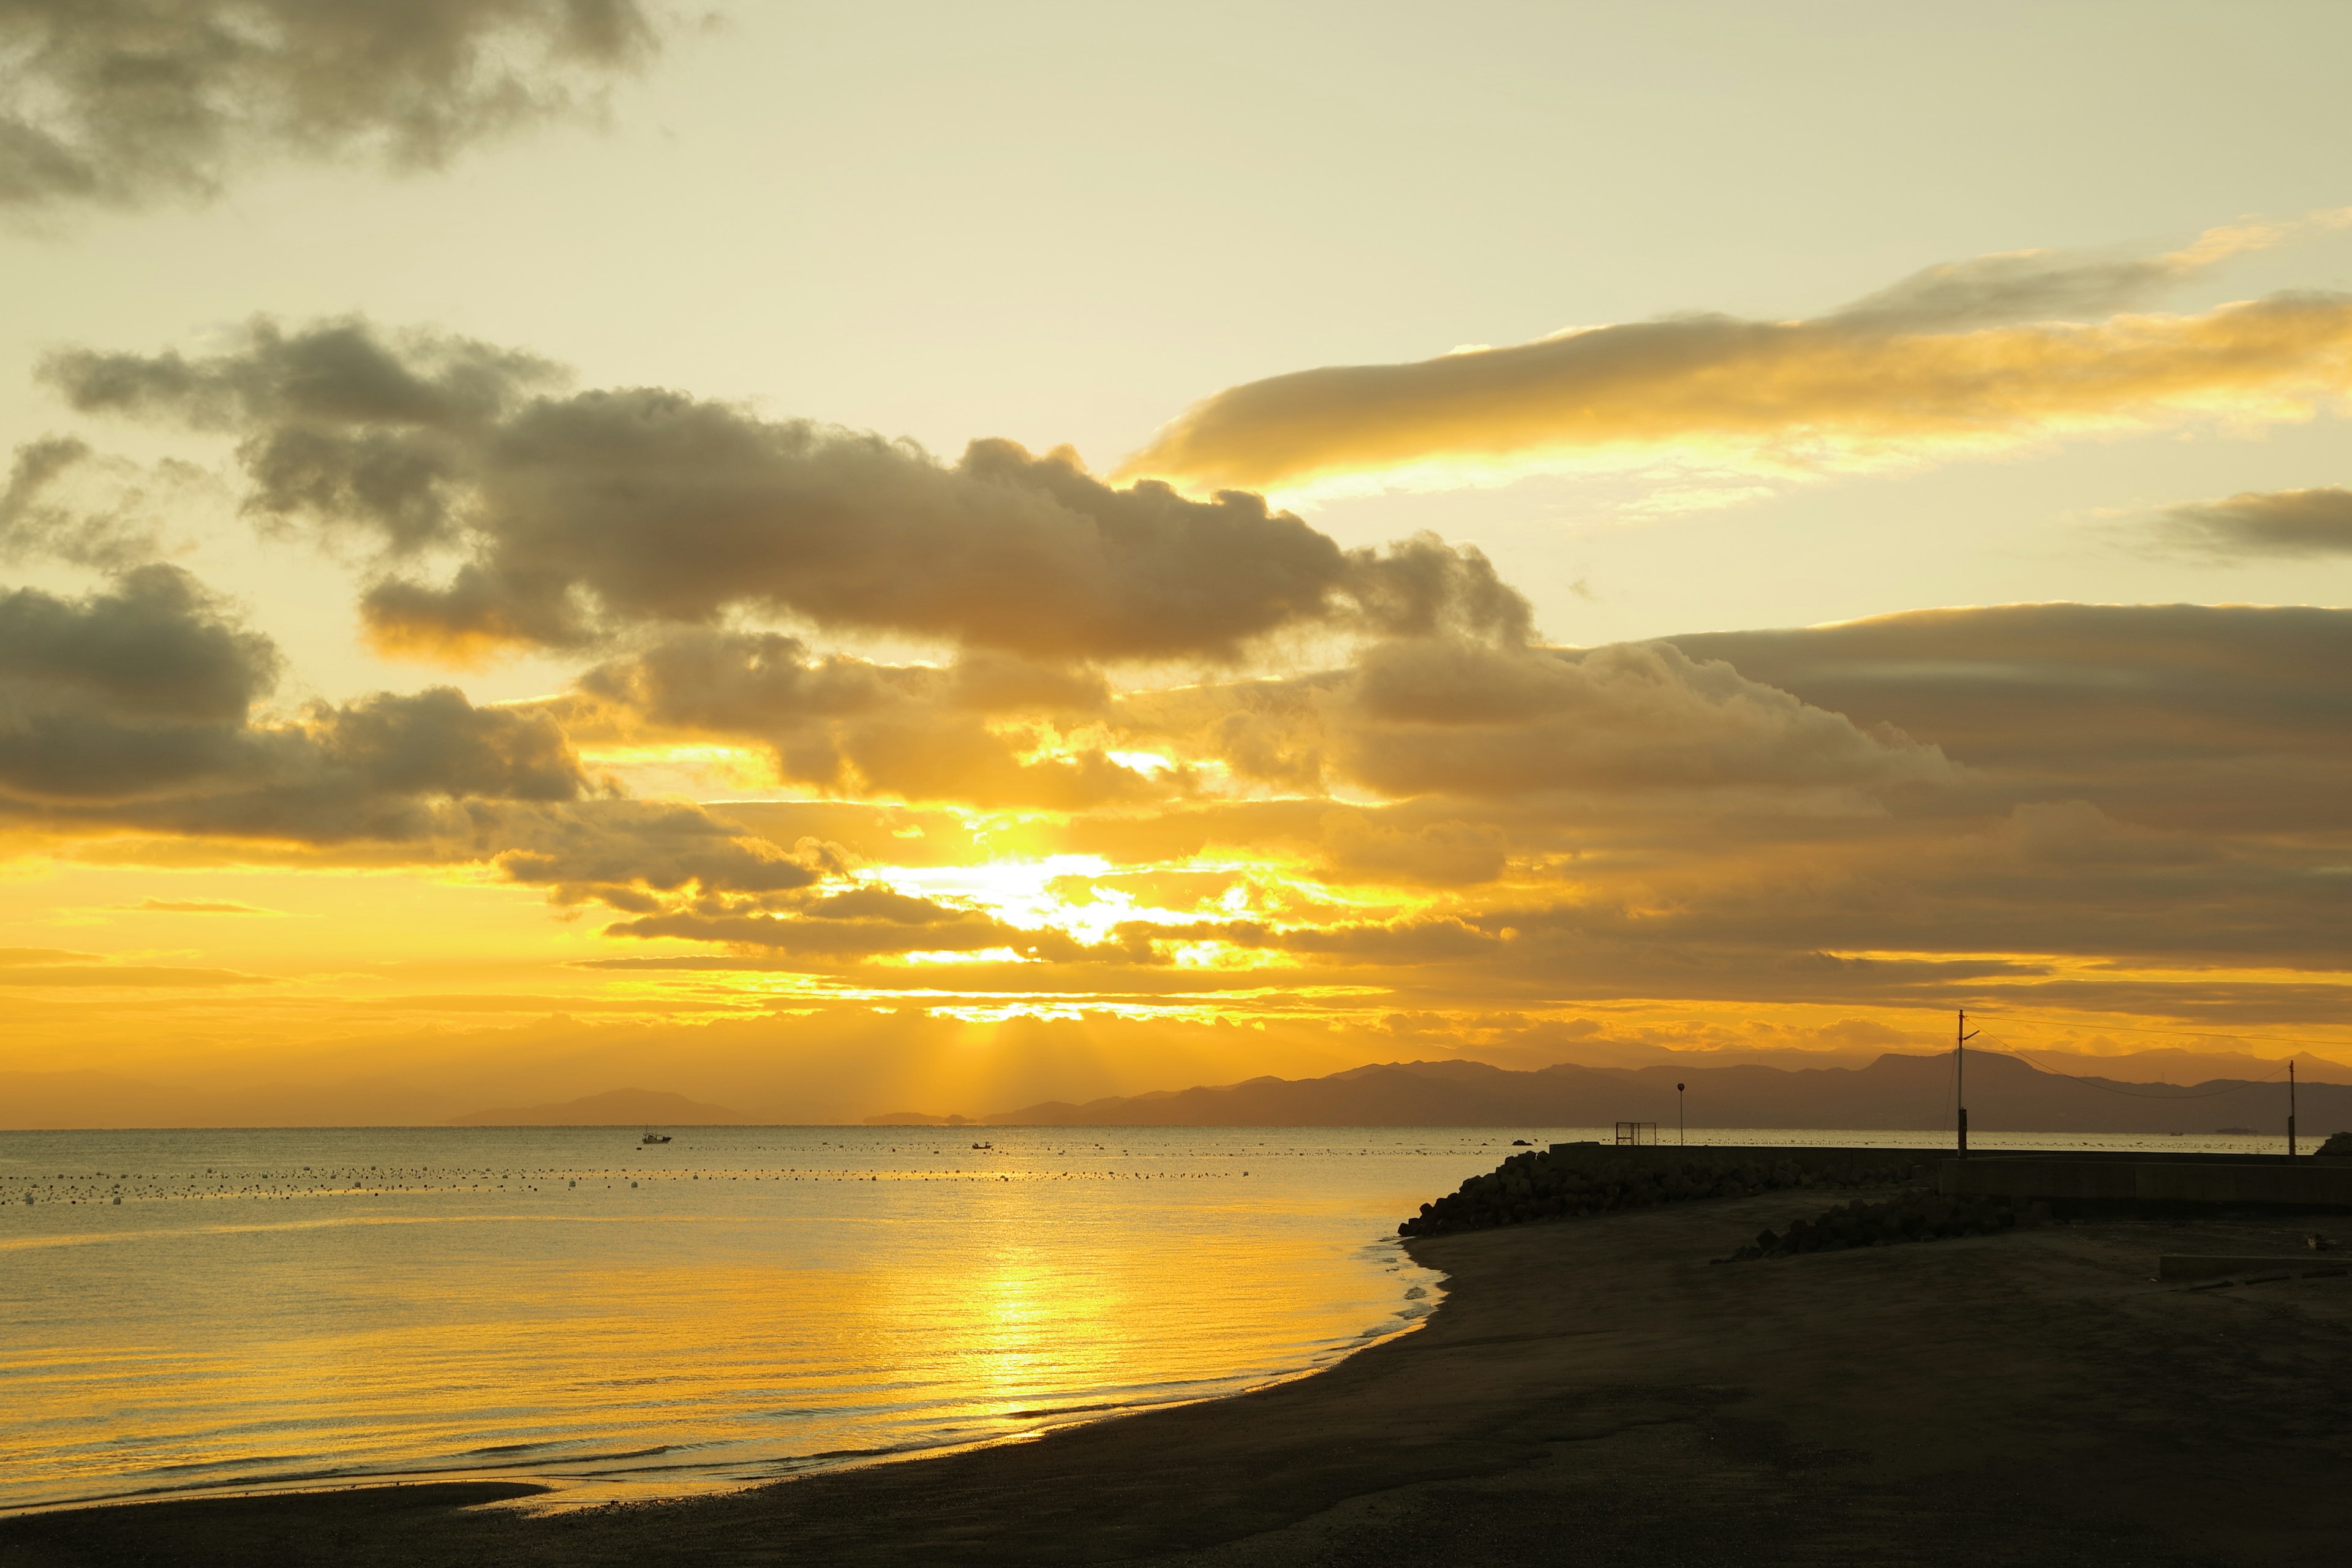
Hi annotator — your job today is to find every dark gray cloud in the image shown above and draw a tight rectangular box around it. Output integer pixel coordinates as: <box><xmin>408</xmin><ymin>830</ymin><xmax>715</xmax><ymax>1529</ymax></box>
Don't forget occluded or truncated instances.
<box><xmin>1662</xmin><ymin>603</ymin><xmax>2352</xmax><ymax>831</ymax></box>
<box><xmin>45</xmin><ymin>318</ymin><xmax>1531</xmax><ymax>663</ymax></box>
<box><xmin>0</xmin><ymin>567</ymin><xmax>575</xmax><ymax>815</ymax></box>
<box><xmin>0</xmin><ymin>0</ymin><xmax>660</xmax><ymax>211</ymax></box>
<box><xmin>2148</xmin><ymin>486</ymin><xmax>2352</xmax><ymax>559</ymax></box>
<box><xmin>473</xmin><ymin>798</ymin><xmax>831</xmax><ymax>911</ymax></box>
<box><xmin>51</xmin><ymin>316</ymin><xmax>557</xmax><ymax>440</ymax></box>
<box><xmin>0</xmin><ymin>565</ymin><xmax>831</xmax><ymax>915</ymax></box>
<box><xmin>0</xmin><ymin>564</ymin><xmax>277</xmax><ymax>724</ymax></box>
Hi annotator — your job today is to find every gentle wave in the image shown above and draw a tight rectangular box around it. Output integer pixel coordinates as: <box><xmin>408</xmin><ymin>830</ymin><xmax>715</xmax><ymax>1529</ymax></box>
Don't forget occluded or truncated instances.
<box><xmin>0</xmin><ymin>1125</ymin><xmax>1519</xmax><ymax>1513</ymax></box>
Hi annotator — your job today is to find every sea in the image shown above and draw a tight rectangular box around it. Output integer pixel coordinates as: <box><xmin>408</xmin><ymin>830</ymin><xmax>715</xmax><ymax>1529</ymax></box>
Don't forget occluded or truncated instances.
<box><xmin>0</xmin><ymin>1123</ymin><xmax>2285</xmax><ymax>1515</ymax></box>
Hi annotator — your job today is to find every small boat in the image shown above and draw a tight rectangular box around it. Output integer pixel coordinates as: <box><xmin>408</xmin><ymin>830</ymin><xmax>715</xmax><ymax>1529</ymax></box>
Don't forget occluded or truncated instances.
<box><xmin>970</xmin><ymin>1141</ymin><xmax>992</xmax><ymax>1150</ymax></box>
<box><xmin>642</xmin><ymin>1129</ymin><xmax>672</xmax><ymax>1145</ymax></box>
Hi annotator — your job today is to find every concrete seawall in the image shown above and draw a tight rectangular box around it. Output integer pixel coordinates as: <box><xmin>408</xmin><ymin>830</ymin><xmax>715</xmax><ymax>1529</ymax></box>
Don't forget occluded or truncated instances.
<box><xmin>1940</xmin><ymin>1156</ymin><xmax>2352</xmax><ymax>1208</ymax></box>
<box><xmin>1532</xmin><ymin>1140</ymin><xmax>2352</xmax><ymax>1208</ymax></box>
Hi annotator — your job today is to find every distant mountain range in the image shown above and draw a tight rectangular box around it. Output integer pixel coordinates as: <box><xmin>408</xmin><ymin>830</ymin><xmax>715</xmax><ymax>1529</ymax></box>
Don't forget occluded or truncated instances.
<box><xmin>4</xmin><ymin>1051</ymin><xmax>2342</xmax><ymax>1132</ymax></box>
<box><xmin>973</xmin><ymin>1052</ymin><xmax>2348</xmax><ymax>1137</ymax></box>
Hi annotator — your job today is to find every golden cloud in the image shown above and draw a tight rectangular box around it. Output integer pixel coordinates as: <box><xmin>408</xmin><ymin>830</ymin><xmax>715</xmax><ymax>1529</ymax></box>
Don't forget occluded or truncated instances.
<box><xmin>1120</xmin><ymin>261</ymin><xmax>2352</xmax><ymax>495</ymax></box>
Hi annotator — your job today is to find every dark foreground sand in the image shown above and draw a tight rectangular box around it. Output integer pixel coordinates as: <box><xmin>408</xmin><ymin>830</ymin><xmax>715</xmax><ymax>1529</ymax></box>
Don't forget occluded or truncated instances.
<box><xmin>6</xmin><ymin>1188</ymin><xmax>2348</xmax><ymax>1567</ymax></box>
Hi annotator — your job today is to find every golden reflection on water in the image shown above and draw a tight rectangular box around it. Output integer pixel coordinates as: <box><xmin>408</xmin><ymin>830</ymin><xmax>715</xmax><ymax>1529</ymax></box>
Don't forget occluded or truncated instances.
<box><xmin>0</xmin><ymin>1128</ymin><xmax>1525</xmax><ymax>1512</ymax></box>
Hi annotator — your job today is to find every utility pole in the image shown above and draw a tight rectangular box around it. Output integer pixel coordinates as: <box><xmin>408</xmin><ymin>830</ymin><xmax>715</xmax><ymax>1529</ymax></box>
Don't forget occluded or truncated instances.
<box><xmin>1957</xmin><ymin>1009</ymin><xmax>1978</xmax><ymax>1159</ymax></box>
<box><xmin>2289</xmin><ymin>1058</ymin><xmax>2297</xmax><ymax>1159</ymax></box>
<box><xmin>1677</xmin><ymin>1082</ymin><xmax>1686</xmax><ymax>1147</ymax></box>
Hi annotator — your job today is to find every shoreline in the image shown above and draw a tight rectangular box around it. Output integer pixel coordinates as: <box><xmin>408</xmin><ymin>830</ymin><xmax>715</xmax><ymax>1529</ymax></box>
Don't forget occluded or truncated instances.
<box><xmin>7</xmin><ymin>1185</ymin><xmax>2351</xmax><ymax>1565</ymax></box>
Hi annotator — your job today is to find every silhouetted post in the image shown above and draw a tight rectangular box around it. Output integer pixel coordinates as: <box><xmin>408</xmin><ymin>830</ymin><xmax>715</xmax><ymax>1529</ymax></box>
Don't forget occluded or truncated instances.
<box><xmin>1957</xmin><ymin>1009</ymin><xmax>1978</xmax><ymax>1158</ymax></box>
<box><xmin>2289</xmin><ymin>1058</ymin><xmax>2297</xmax><ymax>1159</ymax></box>
<box><xmin>1678</xmin><ymin>1082</ymin><xmax>1686</xmax><ymax>1146</ymax></box>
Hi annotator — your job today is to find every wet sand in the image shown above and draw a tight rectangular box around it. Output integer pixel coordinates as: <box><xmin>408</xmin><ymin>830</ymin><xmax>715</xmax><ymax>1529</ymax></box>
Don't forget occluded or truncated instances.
<box><xmin>6</xmin><ymin>1186</ymin><xmax>2348</xmax><ymax>1567</ymax></box>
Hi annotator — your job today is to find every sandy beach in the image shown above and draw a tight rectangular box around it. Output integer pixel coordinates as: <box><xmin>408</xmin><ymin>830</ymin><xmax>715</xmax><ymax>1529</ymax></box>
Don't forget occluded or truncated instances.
<box><xmin>6</xmin><ymin>1184</ymin><xmax>2348</xmax><ymax>1567</ymax></box>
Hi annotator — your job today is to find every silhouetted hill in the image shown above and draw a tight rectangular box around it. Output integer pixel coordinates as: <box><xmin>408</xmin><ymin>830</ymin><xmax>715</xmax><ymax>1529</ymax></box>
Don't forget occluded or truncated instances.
<box><xmin>984</xmin><ymin>1052</ymin><xmax>2352</xmax><ymax>1135</ymax></box>
<box><xmin>448</xmin><ymin>1088</ymin><xmax>748</xmax><ymax>1126</ymax></box>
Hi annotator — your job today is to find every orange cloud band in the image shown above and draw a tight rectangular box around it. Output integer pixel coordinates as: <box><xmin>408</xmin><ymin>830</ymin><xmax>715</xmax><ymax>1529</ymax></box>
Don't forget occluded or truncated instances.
<box><xmin>1120</xmin><ymin>293</ymin><xmax>2352</xmax><ymax>494</ymax></box>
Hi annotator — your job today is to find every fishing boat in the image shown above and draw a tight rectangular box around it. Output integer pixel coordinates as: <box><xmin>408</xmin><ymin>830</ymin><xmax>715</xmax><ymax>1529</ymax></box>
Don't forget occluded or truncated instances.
<box><xmin>642</xmin><ymin>1129</ymin><xmax>672</xmax><ymax>1145</ymax></box>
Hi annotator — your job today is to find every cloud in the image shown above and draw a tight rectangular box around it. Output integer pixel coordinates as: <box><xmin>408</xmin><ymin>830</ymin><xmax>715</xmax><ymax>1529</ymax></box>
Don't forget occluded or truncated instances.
<box><xmin>1662</xmin><ymin>602</ymin><xmax>2352</xmax><ymax>812</ymax></box>
<box><xmin>1466</xmin><ymin>605</ymin><xmax>2352</xmax><ymax>979</ymax></box>
<box><xmin>550</xmin><ymin>605</ymin><xmax>1944</xmax><ymax>818</ymax></box>
<box><xmin>602</xmin><ymin>881</ymin><xmax>1511</xmax><ymax>970</ymax></box>
<box><xmin>0</xmin><ymin>963</ymin><xmax>268</xmax><ymax>986</ymax></box>
<box><xmin>1020</xmin><ymin>600</ymin><xmax>2352</xmax><ymax>1010</ymax></box>
<box><xmin>606</xmin><ymin>894</ymin><xmax>1115</xmax><ymax>963</ymax></box>
<box><xmin>554</xmin><ymin>630</ymin><xmax>1174</xmax><ymax>809</ymax></box>
<box><xmin>0</xmin><ymin>568</ymin><xmax>575</xmax><ymax>816</ymax></box>
<box><xmin>479</xmin><ymin>798</ymin><xmax>835</xmax><ymax>911</ymax></box>
<box><xmin>23</xmin><ymin>575</ymin><xmax>2319</xmax><ymax>1022</ymax></box>
<box><xmin>0</xmin><ymin>945</ymin><xmax>267</xmax><ymax>985</ymax></box>
<box><xmin>1337</xmin><ymin>639</ymin><xmax>1954</xmax><ymax>797</ymax></box>
<box><xmin>46</xmin><ymin>317</ymin><xmax>1532</xmax><ymax>664</ymax></box>
<box><xmin>21</xmin><ymin>309</ymin><xmax>2352</xmax><ymax>1035</ymax></box>
<box><xmin>0</xmin><ymin>566</ymin><xmax>838</xmax><ymax>919</ymax></box>
<box><xmin>0</xmin><ymin>0</ymin><xmax>662</xmax><ymax>212</ymax></box>
<box><xmin>0</xmin><ymin>562</ymin><xmax>279</xmax><ymax>725</ymax></box>
<box><xmin>1826</xmin><ymin>216</ymin><xmax>2335</xmax><ymax>330</ymax></box>
<box><xmin>1118</xmin><ymin>234</ymin><xmax>2352</xmax><ymax>495</ymax></box>
<box><xmin>1117</xmin><ymin>636</ymin><xmax>1954</xmax><ymax>805</ymax></box>
<box><xmin>0</xmin><ymin>437</ymin><xmax>199</xmax><ymax>567</ymax></box>
<box><xmin>2147</xmin><ymin>486</ymin><xmax>2352</xmax><ymax>559</ymax></box>
<box><xmin>121</xmin><ymin>897</ymin><xmax>277</xmax><ymax>913</ymax></box>
<box><xmin>1316</xmin><ymin>810</ymin><xmax>1510</xmax><ymax>886</ymax></box>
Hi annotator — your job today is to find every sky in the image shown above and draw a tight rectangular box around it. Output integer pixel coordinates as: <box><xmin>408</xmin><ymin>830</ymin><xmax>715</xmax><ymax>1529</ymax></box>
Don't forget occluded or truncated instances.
<box><xmin>4</xmin><ymin>1</ymin><xmax>2351</xmax><ymax>1125</ymax></box>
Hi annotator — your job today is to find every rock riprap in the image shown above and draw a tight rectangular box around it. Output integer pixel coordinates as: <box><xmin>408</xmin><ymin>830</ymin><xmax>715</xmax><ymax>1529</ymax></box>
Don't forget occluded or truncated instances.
<box><xmin>1725</xmin><ymin>1190</ymin><xmax>2050</xmax><ymax>1261</ymax></box>
<box><xmin>1398</xmin><ymin>1144</ymin><xmax>1928</xmax><ymax>1238</ymax></box>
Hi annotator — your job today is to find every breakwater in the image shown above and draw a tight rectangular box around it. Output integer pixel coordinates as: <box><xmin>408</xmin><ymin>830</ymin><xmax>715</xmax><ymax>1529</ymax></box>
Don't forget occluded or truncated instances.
<box><xmin>1400</xmin><ymin>1140</ymin><xmax>2352</xmax><ymax>1246</ymax></box>
<box><xmin>1396</xmin><ymin>1142</ymin><xmax>1928</xmax><ymax>1237</ymax></box>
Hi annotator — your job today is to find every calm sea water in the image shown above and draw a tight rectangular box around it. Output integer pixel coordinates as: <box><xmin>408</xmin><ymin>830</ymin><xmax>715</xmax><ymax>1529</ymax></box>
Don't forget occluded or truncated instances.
<box><xmin>0</xmin><ymin>1123</ymin><xmax>2282</xmax><ymax>1515</ymax></box>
